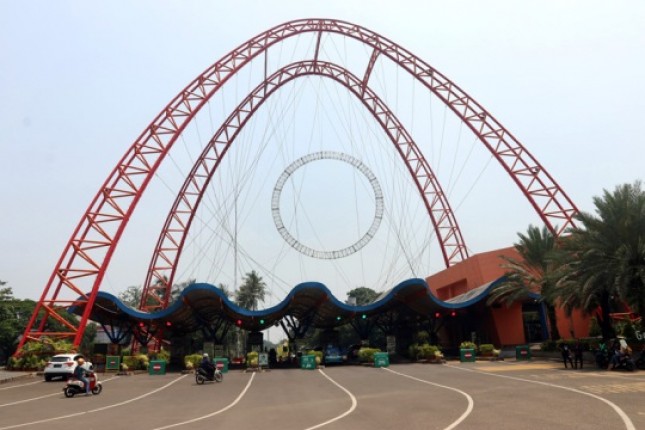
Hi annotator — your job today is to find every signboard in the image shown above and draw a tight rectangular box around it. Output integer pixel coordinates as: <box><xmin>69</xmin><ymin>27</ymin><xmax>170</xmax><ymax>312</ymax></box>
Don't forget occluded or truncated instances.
<box><xmin>258</xmin><ymin>352</ymin><xmax>268</xmax><ymax>367</ymax></box>
<box><xmin>386</xmin><ymin>335</ymin><xmax>396</xmax><ymax>354</ymax></box>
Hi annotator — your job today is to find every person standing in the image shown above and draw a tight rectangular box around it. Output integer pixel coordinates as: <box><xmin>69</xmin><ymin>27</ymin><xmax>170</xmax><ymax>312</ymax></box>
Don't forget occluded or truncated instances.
<box><xmin>559</xmin><ymin>342</ymin><xmax>574</xmax><ymax>369</ymax></box>
<box><xmin>573</xmin><ymin>340</ymin><xmax>584</xmax><ymax>369</ymax></box>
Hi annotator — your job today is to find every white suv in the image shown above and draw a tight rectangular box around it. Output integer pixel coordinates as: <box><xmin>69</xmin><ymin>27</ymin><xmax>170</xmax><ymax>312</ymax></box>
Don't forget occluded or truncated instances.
<box><xmin>43</xmin><ymin>354</ymin><xmax>92</xmax><ymax>381</ymax></box>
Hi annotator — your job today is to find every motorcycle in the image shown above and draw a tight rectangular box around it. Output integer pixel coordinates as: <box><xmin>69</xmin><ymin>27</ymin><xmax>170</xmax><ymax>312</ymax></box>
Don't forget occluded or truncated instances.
<box><xmin>610</xmin><ymin>352</ymin><xmax>636</xmax><ymax>371</ymax></box>
<box><xmin>595</xmin><ymin>349</ymin><xmax>609</xmax><ymax>370</ymax></box>
<box><xmin>63</xmin><ymin>370</ymin><xmax>102</xmax><ymax>397</ymax></box>
<box><xmin>196</xmin><ymin>366</ymin><xmax>223</xmax><ymax>384</ymax></box>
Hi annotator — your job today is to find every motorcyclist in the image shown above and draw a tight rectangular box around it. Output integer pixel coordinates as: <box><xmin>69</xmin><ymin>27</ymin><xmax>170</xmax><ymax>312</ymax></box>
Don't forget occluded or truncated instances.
<box><xmin>200</xmin><ymin>353</ymin><xmax>215</xmax><ymax>379</ymax></box>
<box><xmin>74</xmin><ymin>357</ymin><xmax>91</xmax><ymax>396</ymax></box>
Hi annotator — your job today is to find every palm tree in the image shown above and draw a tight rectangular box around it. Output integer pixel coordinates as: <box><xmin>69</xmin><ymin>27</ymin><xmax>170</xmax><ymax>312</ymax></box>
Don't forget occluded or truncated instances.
<box><xmin>555</xmin><ymin>181</ymin><xmax>645</xmax><ymax>340</ymax></box>
<box><xmin>487</xmin><ymin>224</ymin><xmax>561</xmax><ymax>340</ymax></box>
<box><xmin>236</xmin><ymin>270</ymin><xmax>266</xmax><ymax>311</ymax></box>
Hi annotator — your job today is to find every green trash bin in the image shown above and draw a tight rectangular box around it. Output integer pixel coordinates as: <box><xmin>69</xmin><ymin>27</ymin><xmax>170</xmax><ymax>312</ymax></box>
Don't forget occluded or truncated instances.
<box><xmin>374</xmin><ymin>352</ymin><xmax>389</xmax><ymax>368</ymax></box>
<box><xmin>460</xmin><ymin>348</ymin><xmax>476</xmax><ymax>362</ymax></box>
<box><xmin>516</xmin><ymin>345</ymin><xmax>531</xmax><ymax>360</ymax></box>
<box><xmin>105</xmin><ymin>356</ymin><xmax>121</xmax><ymax>371</ymax></box>
<box><xmin>214</xmin><ymin>357</ymin><xmax>229</xmax><ymax>373</ymax></box>
<box><xmin>148</xmin><ymin>360</ymin><xmax>166</xmax><ymax>375</ymax></box>
<box><xmin>300</xmin><ymin>355</ymin><xmax>316</xmax><ymax>370</ymax></box>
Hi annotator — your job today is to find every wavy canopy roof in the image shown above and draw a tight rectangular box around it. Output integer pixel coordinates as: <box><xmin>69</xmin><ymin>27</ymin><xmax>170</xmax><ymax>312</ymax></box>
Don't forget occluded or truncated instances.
<box><xmin>71</xmin><ymin>277</ymin><xmax>509</xmax><ymax>337</ymax></box>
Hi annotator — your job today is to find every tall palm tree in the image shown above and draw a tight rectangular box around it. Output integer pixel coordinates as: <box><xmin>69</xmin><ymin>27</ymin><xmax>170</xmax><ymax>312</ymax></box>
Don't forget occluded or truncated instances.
<box><xmin>487</xmin><ymin>224</ymin><xmax>561</xmax><ymax>340</ymax></box>
<box><xmin>236</xmin><ymin>270</ymin><xmax>266</xmax><ymax>311</ymax></box>
<box><xmin>555</xmin><ymin>181</ymin><xmax>645</xmax><ymax>340</ymax></box>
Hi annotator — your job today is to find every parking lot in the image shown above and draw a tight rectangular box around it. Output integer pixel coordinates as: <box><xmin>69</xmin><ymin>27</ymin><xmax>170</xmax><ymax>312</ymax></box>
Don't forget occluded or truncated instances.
<box><xmin>1</xmin><ymin>359</ymin><xmax>644</xmax><ymax>430</ymax></box>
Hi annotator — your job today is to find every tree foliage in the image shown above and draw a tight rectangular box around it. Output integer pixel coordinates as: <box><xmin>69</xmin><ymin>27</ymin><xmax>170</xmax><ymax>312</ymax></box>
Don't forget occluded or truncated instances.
<box><xmin>555</xmin><ymin>181</ymin><xmax>645</xmax><ymax>339</ymax></box>
<box><xmin>487</xmin><ymin>225</ymin><xmax>561</xmax><ymax>340</ymax></box>
<box><xmin>236</xmin><ymin>270</ymin><xmax>266</xmax><ymax>311</ymax></box>
<box><xmin>347</xmin><ymin>287</ymin><xmax>379</xmax><ymax>306</ymax></box>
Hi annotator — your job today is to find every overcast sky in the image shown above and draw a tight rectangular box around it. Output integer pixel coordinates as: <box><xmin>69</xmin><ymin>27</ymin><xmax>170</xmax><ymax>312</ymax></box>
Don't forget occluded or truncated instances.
<box><xmin>1</xmin><ymin>0</ymin><xmax>644</xmax><ymax>305</ymax></box>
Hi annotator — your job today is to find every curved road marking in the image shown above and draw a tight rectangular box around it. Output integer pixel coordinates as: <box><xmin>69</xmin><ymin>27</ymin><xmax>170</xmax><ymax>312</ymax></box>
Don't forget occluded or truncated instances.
<box><xmin>0</xmin><ymin>376</ymin><xmax>120</xmax><ymax>408</ymax></box>
<box><xmin>151</xmin><ymin>372</ymin><xmax>256</xmax><ymax>430</ymax></box>
<box><xmin>303</xmin><ymin>369</ymin><xmax>358</xmax><ymax>430</ymax></box>
<box><xmin>384</xmin><ymin>367</ymin><xmax>474</xmax><ymax>430</ymax></box>
<box><xmin>0</xmin><ymin>374</ymin><xmax>187</xmax><ymax>430</ymax></box>
<box><xmin>447</xmin><ymin>364</ymin><xmax>635</xmax><ymax>430</ymax></box>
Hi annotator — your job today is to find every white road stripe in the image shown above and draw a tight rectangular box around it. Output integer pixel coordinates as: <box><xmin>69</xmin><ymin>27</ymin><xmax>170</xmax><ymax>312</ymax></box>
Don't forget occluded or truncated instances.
<box><xmin>151</xmin><ymin>372</ymin><xmax>256</xmax><ymax>430</ymax></box>
<box><xmin>0</xmin><ymin>376</ymin><xmax>119</xmax><ymax>408</ymax></box>
<box><xmin>384</xmin><ymin>367</ymin><xmax>474</xmax><ymax>430</ymax></box>
<box><xmin>0</xmin><ymin>374</ymin><xmax>186</xmax><ymax>430</ymax></box>
<box><xmin>303</xmin><ymin>369</ymin><xmax>358</xmax><ymax>430</ymax></box>
<box><xmin>0</xmin><ymin>380</ymin><xmax>43</xmax><ymax>391</ymax></box>
<box><xmin>446</xmin><ymin>364</ymin><xmax>636</xmax><ymax>430</ymax></box>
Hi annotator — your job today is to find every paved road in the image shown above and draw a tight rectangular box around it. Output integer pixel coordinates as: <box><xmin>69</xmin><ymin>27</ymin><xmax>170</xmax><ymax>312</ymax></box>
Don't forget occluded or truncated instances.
<box><xmin>1</xmin><ymin>360</ymin><xmax>644</xmax><ymax>430</ymax></box>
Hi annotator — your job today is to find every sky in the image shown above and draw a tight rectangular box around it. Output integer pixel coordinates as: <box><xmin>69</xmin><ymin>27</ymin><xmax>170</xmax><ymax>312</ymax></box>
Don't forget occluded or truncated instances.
<box><xmin>2</xmin><ymin>0</ymin><xmax>644</xmax><ymax>316</ymax></box>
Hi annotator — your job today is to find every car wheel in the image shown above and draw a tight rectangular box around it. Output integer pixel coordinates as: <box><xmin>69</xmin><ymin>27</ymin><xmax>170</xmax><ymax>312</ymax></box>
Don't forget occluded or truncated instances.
<box><xmin>45</xmin><ymin>375</ymin><xmax>53</xmax><ymax>382</ymax></box>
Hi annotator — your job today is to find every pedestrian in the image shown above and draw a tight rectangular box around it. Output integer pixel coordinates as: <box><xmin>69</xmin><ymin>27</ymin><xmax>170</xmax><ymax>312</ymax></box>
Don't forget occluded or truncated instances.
<box><xmin>573</xmin><ymin>340</ymin><xmax>584</xmax><ymax>369</ymax></box>
<box><xmin>559</xmin><ymin>342</ymin><xmax>573</xmax><ymax>369</ymax></box>
<box><xmin>74</xmin><ymin>357</ymin><xmax>91</xmax><ymax>396</ymax></box>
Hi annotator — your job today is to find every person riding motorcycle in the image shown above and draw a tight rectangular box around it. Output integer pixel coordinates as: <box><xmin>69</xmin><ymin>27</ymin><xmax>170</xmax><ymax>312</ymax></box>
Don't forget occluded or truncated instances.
<box><xmin>74</xmin><ymin>357</ymin><xmax>91</xmax><ymax>396</ymax></box>
<box><xmin>200</xmin><ymin>353</ymin><xmax>215</xmax><ymax>379</ymax></box>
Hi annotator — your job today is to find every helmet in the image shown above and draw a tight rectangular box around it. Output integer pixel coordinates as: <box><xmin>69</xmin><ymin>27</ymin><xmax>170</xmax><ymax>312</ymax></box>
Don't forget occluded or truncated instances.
<box><xmin>203</xmin><ymin>353</ymin><xmax>209</xmax><ymax>358</ymax></box>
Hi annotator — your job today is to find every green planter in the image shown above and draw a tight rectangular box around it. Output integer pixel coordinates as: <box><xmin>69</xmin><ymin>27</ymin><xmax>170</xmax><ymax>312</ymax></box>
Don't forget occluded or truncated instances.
<box><xmin>148</xmin><ymin>360</ymin><xmax>166</xmax><ymax>375</ymax></box>
<box><xmin>460</xmin><ymin>348</ymin><xmax>476</xmax><ymax>362</ymax></box>
<box><xmin>374</xmin><ymin>352</ymin><xmax>389</xmax><ymax>368</ymax></box>
<box><xmin>300</xmin><ymin>355</ymin><xmax>316</xmax><ymax>370</ymax></box>
<box><xmin>515</xmin><ymin>345</ymin><xmax>531</xmax><ymax>360</ymax></box>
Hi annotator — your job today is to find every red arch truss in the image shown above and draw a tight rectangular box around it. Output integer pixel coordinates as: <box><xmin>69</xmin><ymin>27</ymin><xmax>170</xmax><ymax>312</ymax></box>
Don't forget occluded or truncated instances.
<box><xmin>16</xmin><ymin>18</ymin><xmax>578</xmax><ymax>352</ymax></box>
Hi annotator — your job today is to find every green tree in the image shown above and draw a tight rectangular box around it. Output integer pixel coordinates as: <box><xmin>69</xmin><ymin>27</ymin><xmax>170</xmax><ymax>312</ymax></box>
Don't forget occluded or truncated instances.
<box><xmin>0</xmin><ymin>283</ymin><xmax>37</xmax><ymax>362</ymax></box>
<box><xmin>487</xmin><ymin>225</ymin><xmax>561</xmax><ymax>340</ymax></box>
<box><xmin>556</xmin><ymin>181</ymin><xmax>645</xmax><ymax>340</ymax></box>
<box><xmin>236</xmin><ymin>270</ymin><xmax>266</xmax><ymax>311</ymax></box>
<box><xmin>347</xmin><ymin>287</ymin><xmax>379</xmax><ymax>306</ymax></box>
<box><xmin>118</xmin><ymin>285</ymin><xmax>142</xmax><ymax>308</ymax></box>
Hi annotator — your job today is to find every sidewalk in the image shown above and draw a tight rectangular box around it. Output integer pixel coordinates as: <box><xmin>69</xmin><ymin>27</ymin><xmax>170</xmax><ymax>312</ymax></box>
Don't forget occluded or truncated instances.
<box><xmin>0</xmin><ymin>369</ymin><xmax>35</xmax><ymax>384</ymax></box>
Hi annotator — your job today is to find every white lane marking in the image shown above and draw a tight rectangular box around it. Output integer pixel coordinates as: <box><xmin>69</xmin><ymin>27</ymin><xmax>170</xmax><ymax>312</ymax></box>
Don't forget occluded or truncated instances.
<box><xmin>446</xmin><ymin>364</ymin><xmax>635</xmax><ymax>430</ymax></box>
<box><xmin>0</xmin><ymin>376</ymin><xmax>119</xmax><ymax>408</ymax></box>
<box><xmin>303</xmin><ymin>369</ymin><xmax>358</xmax><ymax>430</ymax></box>
<box><xmin>0</xmin><ymin>374</ymin><xmax>186</xmax><ymax>430</ymax></box>
<box><xmin>384</xmin><ymin>367</ymin><xmax>474</xmax><ymax>430</ymax></box>
<box><xmin>151</xmin><ymin>372</ymin><xmax>256</xmax><ymax>430</ymax></box>
<box><xmin>0</xmin><ymin>380</ymin><xmax>43</xmax><ymax>390</ymax></box>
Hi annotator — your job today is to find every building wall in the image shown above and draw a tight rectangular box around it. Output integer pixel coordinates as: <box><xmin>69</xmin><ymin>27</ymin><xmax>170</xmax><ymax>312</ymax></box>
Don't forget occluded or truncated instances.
<box><xmin>426</xmin><ymin>246</ymin><xmax>590</xmax><ymax>345</ymax></box>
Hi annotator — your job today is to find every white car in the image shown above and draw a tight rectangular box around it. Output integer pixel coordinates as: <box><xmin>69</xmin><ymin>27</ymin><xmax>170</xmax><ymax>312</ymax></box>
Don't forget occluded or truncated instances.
<box><xmin>43</xmin><ymin>353</ymin><xmax>92</xmax><ymax>381</ymax></box>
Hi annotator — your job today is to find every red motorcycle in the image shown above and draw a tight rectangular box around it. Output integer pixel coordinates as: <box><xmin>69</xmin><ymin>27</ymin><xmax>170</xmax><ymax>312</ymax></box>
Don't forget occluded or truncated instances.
<box><xmin>63</xmin><ymin>371</ymin><xmax>103</xmax><ymax>397</ymax></box>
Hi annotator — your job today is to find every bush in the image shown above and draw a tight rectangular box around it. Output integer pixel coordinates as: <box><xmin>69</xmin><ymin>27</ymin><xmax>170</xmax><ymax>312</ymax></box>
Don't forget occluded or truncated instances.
<box><xmin>122</xmin><ymin>354</ymin><xmax>149</xmax><ymax>370</ymax></box>
<box><xmin>184</xmin><ymin>354</ymin><xmax>202</xmax><ymax>370</ymax></box>
<box><xmin>247</xmin><ymin>351</ymin><xmax>259</xmax><ymax>367</ymax></box>
<box><xmin>305</xmin><ymin>350</ymin><xmax>323</xmax><ymax>364</ymax></box>
<box><xmin>479</xmin><ymin>344</ymin><xmax>495</xmax><ymax>355</ymax></box>
<box><xmin>459</xmin><ymin>341</ymin><xmax>477</xmax><ymax>351</ymax></box>
<box><xmin>358</xmin><ymin>347</ymin><xmax>381</xmax><ymax>363</ymax></box>
<box><xmin>149</xmin><ymin>349</ymin><xmax>170</xmax><ymax>363</ymax></box>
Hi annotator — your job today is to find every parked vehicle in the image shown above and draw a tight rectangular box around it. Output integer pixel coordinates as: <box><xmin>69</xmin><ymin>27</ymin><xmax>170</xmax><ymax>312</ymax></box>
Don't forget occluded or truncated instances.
<box><xmin>196</xmin><ymin>366</ymin><xmax>223</xmax><ymax>384</ymax></box>
<box><xmin>44</xmin><ymin>354</ymin><xmax>92</xmax><ymax>381</ymax></box>
<box><xmin>635</xmin><ymin>348</ymin><xmax>645</xmax><ymax>370</ymax></box>
<box><xmin>63</xmin><ymin>370</ymin><xmax>102</xmax><ymax>397</ymax></box>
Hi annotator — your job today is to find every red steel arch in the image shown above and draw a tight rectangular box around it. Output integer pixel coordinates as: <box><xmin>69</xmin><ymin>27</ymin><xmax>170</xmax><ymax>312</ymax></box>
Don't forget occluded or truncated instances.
<box><xmin>16</xmin><ymin>18</ymin><xmax>578</xmax><ymax>352</ymax></box>
<box><xmin>139</xmin><ymin>60</ymin><xmax>468</xmax><ymax>320</ymax></box>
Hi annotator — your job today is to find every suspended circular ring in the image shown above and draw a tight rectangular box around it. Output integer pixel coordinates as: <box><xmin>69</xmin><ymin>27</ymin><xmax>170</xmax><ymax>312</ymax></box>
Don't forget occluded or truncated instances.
<box><xmin>271</xmin><ymin>151</ymin><xmax>384</xmax><ymax>259</ymax></box>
